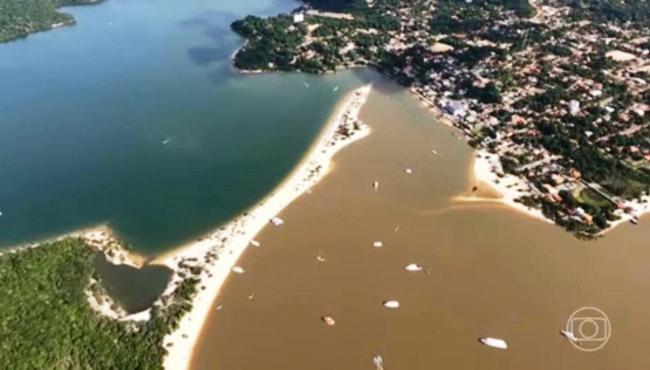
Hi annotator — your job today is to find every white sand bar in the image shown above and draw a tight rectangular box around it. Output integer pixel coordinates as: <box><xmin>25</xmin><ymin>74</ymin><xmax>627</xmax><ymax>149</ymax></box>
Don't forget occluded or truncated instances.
<box><xmin>471</xmin><ymin>150</ymin><xmax>551</xmax><ymax>223</ymax></box>
<box><xmin>155</xmin><ymin>85</ymin><xmax>373</xmax><ymax>370</ymax></box>
<box><xmin>472</xmin><ymin>149</ymin><xmax>650</xmax><ymax>232</ymax></box>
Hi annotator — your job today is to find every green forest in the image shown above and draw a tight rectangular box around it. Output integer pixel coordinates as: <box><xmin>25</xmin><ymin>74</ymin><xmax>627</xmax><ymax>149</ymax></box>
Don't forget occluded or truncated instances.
<box><xmin>0</xmin><ymin>239</ymin><xmax>196</xmax><ymax>369</ymax></box>
<box><xmin>0</xmin><ymin>0</ymin><xmax>100</xmax><ymax>43</ymax></box>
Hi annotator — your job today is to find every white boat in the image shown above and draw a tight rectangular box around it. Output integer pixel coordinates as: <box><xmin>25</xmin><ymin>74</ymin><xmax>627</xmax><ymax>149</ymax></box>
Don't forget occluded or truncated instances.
<box><xmin>383</xmin><ymin>300</ymin><xmax>400</xmax><ymax>309</ymax></box>
<box><xmin>404</xmin><ymin>167</ymin><xmax>413</xmax><ymax>175</ymax></box>
<box><xmin>316</xmin><ymin>254</ymin><xmax>326</xmax><ymax>262</ymax></box>
<box><xmin>270</xmin><ymin>217</ymin><xmax>284</xmax><ymax>226</ymax></box>
<box><xmin>333</xmin><ymin>86</ymin><xmax>339</xmax><ymax>92</ymax></box>
<box><xmin>404</xmin><ymin>263</ymin><xmax>423</xmax><ymax>272</ymax></box>
<box><xmin>321</xmin><ymin>315</ymin><xmax>336</xmax><ymax>326</ymax></box>
<box><xmin>232</xmin><ymin>266</ymin><xmax>245</xmax><ymax>274</ymax></box>
<box><xmin>372</xmin><ymin>241</ymin><xmax>383</xmax><ymax>248</ymax></box>
<box><xmin>560</xmin><ymin>329</ymin><xmax>578</xmax><ymax>342</ymax></box>
<box><xmin>162</xmin><ymin>137</ymin><xmax>173</xmax><ymax>145</ymax></box>
<box><xmin>479</xmin><ymin>337</ymin><xmax>508</xmax><ymax>349</ymax></box>
<box><xmin>372</xmin><ymin>180</ymin><xmax>379</xmax><ymax>191</ymax></box>
<box><xmin>250</xmin><ymin>240</ymin><xmax>261</xmax><ymax>247</ymax></box>
<box><xmin>373</xmin><ymin>355</ymin><xmax>384</xmax><ymax>370</ymax></box>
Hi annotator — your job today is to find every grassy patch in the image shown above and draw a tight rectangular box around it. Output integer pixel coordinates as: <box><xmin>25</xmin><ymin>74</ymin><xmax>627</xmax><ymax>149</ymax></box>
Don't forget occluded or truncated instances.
<box><xmin>572</xmin><ymin>187</ymin><xmax>611</xmax><ymax>208</ymax></box>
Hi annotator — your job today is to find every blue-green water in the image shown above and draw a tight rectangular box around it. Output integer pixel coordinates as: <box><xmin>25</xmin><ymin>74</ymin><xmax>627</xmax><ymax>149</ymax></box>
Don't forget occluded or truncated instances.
<box><xmin>0</xmin><ymin>0</ymin><xmax>369</xmax><ymax>253</ymax></box>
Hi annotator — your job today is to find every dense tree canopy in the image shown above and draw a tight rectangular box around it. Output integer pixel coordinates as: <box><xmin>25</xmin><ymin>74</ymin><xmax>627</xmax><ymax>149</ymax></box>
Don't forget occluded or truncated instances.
<box><xmin>302</xmin><ymin>0</ymin><xmax>368</xmax><ymax>12</ymax></box>
<box><xmin>0</xmin><ymin>239</ymin><xmax>181</xmax><ymax>369</ymax></box>
<box><xmin>0</xmin><ymin>0</ymin><xmax>100</xmax><ymax>43</ymax></box>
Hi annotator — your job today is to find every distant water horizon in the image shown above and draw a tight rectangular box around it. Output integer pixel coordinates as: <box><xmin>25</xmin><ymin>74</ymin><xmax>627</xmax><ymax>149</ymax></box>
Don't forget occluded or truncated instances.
<box><xmin>0</xmin><ymin>0</ymin><xmax>372</xmax><ymax>253</ymax></box>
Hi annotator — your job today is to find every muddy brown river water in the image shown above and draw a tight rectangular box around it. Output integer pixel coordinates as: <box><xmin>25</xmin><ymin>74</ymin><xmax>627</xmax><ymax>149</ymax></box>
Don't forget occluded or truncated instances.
<box><xmin>191</xmin><ymin>78</ymin><xmax>650</xmax><ymax>370</ymax></box>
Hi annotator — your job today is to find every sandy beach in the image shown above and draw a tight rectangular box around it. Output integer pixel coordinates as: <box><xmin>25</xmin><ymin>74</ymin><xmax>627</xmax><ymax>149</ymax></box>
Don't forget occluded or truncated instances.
<box><xmin>461</xmin><ymin>150</ymin><xmax>551</xmax><ymax>224</ymax></box>
<box><xmin>153</xmin><ymin>85</ymin><xmax>373</xmax><ymax>370</ymax></box>
<box><xmin>468</xmin><ymin>149</ymin><xmax>650</xmax><ymax>233</ymax></box>
<box><xmin>0</xmin><ymin>225</ymin><xmax>146</xmax><ymax>268</ymax></box>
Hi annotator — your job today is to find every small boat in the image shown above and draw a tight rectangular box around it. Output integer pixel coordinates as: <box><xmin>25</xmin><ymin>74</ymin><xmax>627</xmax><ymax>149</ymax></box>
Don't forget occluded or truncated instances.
<box><xmin>404</xmin><ymin>167</ymin><xmax>413</xmax><ymax>175</ymax></box>
<box><xmin>304</xmin><ymin>82</ymin><xmax>310</xmax><ymax>88</ymax></box>
<box><xmin>372</xmin><ymin>180</ymin><xmax>379</xmax><ymax>191</ymax></box>
<box><xmin>383</xmin><ymin>300</ymin><xmax>400</xmax><ymax>309</ymax></box>
<box><xmin>479</xmin><ymin>337</ymin><xmax>508</xmax><ymax>349</ymax></box>
<box><xmin>333</xmin><ymin>86</ymin><xmax>339</xmax><ymax>92</ymax></box>
<box><xmin>372</xmin><ymin>241</ymin><xmax>383</xmax><ymax>248</ymax></box>
<box><xmin>162</xmin><ymin>137</ymin><xmax>173</xmax><ymax>145</ymax></box>
<box><xmin>321</xmin><ymin>315</ymin><xmax>336</xmax><ymax>326</ymax></box>
<box><xmin>316</xmin><ymin>254</ymin><xmax>326</xmax><ymax>262</ymax></box>
<box><xmin>232</xmin><ymin>266</ymin><xmax>245</xmax><ymax>274</ymax></box>
<box><xmin>216</xmin><ymin>304</ymin><xmax>223</xmax><ymax>311</ymax></box>
<box><xmin>250</xmin><ymin>240</ymin><xmax>261</xmax><ymax>247</ymax></box>
<box><xmin>404</xmin><ymin>263</ymin><xmax>423</xmax><ymax>272</ymax></box>
<box><xmin>270</xmin><ymin>217</ymin><xmax>284</xmax><ymax>226</ymax></box>
<box><xmin>248</xmin><ymin>292</ymin><xmax>255</xmax><ymax>300</ymax></box>
<box><xmin>560</xmin><ymin>329</ymin><xmax>578</xmax><ymax>342</ymax></box>
<box><xmin>630</xmin><ymin>216</ymin><xmax>639</xmax><ymax>225</ymax></box>
<box><xmin>373</xmin><ymin>355</ymin><xmax>384</xmax><ymax>370</ymax></box>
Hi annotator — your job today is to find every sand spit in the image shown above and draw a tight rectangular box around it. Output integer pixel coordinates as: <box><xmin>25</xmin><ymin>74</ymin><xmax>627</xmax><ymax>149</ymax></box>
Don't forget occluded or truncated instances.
<box><xmin>467</xmin><ymin>150</ymin><xmax>551</xmax><ymax>224</ymax></box>
<box><xmin>0</xmin><ymin>85</ymin><xmax>372</xmax><ymax>368</ymax></box>
<box><xmin>155</xmin><ymin>85</ymin><xmax>373</xmax><ymax>370</ymax></box>
<box><xmin>75</xmin><ymin>226</ymin><xmax>147</xmax><ymax>268</ymax></box>
<box><xmin>468</xmin><ymin>150</ymin><xmax>650</xmax><ymax>233</ymax></box>
<box><xmin>0</xmin><ymin>225</ymin><xmax>146</xmax><ymax>268</ymax></box>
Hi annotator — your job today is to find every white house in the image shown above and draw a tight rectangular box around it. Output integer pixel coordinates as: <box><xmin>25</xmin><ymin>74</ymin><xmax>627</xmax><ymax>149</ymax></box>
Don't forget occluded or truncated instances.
<box><xmin>293</xmin><ymin>12</ymin><xmax>305</xmax><ymax>23</ymax></box>
<box><xmin>568</xmin><ymin>100</ymin><xmax>580</xmax><ymax>116</ymax></box>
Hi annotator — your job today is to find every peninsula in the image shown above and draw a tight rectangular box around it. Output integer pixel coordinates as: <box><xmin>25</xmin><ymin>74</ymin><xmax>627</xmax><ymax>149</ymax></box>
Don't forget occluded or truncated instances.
<box><xmin>231</xmin><ymin>0</ymin><xmax>650</xmax><ymax>237</ymax></box>
<box><xmin>0</xmin><ymin>85</ymin><xmax>372</xmax><ymax>369</ymax></box>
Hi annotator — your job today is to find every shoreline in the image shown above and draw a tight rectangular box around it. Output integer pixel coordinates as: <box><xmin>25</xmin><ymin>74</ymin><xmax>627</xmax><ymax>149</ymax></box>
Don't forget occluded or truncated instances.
<box><xmin>0</xmin><ymin>224</ymin><xmax>146</xmax><ymax>268</ymax></box>
<box><xmin>403</xmin><ymin>84</ymin><xmax>650</xmax><ymax>234</ymax></box>
<box><xmin>0</xmin><ymin>83</ymin><xmax>373</xmax><ymax>369</ymax></box>
<box><xmin>400</xmin><ymin>85</ymin><xmax>554</xmax><ymax>224</ymax></box>
<box><xmin>459</xmin><ymin>150</ymin><xmax>552</xmax><ymax>224</ymax></box>
<box><xmin>0</xmin><ymin>225</ymin><xmax>149</xmax><ymax>321</ymax></box>
<box><xmin>463</xmin><ymin>149</ymin><xmax>650</xmax><ymax>234</ymax></box>
<box><xmin>154</xmin><ymin>84</ymin><xmax>373</xmax><ymax>370</ymax></box>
